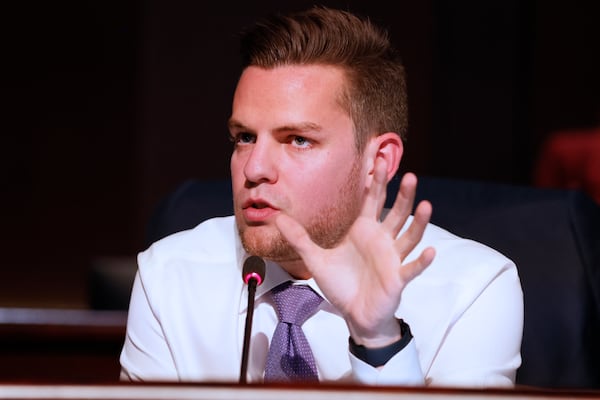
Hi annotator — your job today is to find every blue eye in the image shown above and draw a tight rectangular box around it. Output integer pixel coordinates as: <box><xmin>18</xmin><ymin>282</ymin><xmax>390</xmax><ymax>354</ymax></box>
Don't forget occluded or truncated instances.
<box><xmin>292</xmin><ymin>136</ymin><xmax>311</xmax><ymax>148</ymax></box>
<box><xmin>231</xmin><ymin>132</ymin><xmax>255</xmax><ymax>145</ymax></box>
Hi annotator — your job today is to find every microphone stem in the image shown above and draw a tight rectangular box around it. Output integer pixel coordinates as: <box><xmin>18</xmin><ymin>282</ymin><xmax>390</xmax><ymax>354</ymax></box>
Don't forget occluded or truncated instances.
<box><xmin>240</xmin><ymin>278</ymin><xmax>257</xmax><ymax>384</ymax></box>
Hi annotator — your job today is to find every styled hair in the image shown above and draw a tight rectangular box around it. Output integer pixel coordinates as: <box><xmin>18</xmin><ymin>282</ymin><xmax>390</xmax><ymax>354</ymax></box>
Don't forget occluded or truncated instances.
<box><xmin>239</xmin><ymin>6</ymin><xmax>408</xmax><ymax>150</ymax></box>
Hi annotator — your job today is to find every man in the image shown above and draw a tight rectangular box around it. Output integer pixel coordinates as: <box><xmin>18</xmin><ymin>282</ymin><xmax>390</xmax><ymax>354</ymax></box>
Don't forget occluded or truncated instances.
<box><xmin>120</xmin><ymin>7</ymin><xmax>523</xmax><ymax>387</ymax></box>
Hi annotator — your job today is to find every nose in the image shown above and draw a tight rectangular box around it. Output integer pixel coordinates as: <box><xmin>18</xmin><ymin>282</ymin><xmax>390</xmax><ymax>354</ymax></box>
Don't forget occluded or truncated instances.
<box><xmin>243</xmin><ymin>138</ymin><xmax>278</xmax><ymax>185</ymax></box>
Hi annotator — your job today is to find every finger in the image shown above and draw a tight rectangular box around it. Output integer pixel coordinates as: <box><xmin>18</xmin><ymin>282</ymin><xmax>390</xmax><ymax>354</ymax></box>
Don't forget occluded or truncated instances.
<box><xmin>274</xmin><ymin>213</ymin><xmax>323</xmax><ymax>268</ymax></box>
<box><xmin>399</xmin><ymin>246</ymin><xmax>436</xmax><ymax>283</ymax></box>
<box><xmin>395</xmin><ymin>199</ymin><xmax>432</xmax><ymax>258</ymax></box>
<box><xmin>382</xmin><ymin>172</ymin><xmax>418</xmax><ymax>235</ymax></box>
<box><xmin>362</xmin><ymin>157</ymin><xmax>388</xmax><ymax>220</ymax></box>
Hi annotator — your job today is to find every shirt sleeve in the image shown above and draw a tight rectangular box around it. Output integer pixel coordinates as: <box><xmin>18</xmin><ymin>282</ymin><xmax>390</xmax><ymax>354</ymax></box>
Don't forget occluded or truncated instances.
<box><xmin>348</xmin><ymin>261</ymin><xmax>522</xmax><ymax>387</ymax></box>
<box><xmin>119</xmin><ymin>264</ymin><xmax>179</xmax><ymax>381</ymax></box>
<box><xmin>349</xmin><ymin>337</ymin><xmax>425</xmax><ymax>385</ymax></box>
<box><xmin>424</xmin><ymin>264</ymin><xmax>523</xmax><ymax>387</ymax></box>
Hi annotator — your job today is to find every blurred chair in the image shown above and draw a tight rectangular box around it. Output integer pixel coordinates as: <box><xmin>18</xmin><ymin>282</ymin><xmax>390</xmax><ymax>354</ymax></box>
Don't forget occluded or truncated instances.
<box><xmin>144</xmin><ymin>179</ymin><xmax>233</xmax><ymax>247</ymax></box>
<box><xmin>90</xmin><ymin>176</ymin><xmax>600</xmax><ymax>389</ymax></box>
<box><xmin>88</xmin><ymin>256</ymin><xmax>138</xmax><ymax>310</ymax></box>
<box><xmin>534</xmin><ymin>127</ymin><xmax>600</xmax><ymax>204</ymax></box>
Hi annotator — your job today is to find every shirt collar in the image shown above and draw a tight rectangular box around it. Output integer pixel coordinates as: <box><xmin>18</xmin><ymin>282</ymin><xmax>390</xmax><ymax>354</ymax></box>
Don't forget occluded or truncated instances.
<box><xmin>238</xmin><ymin>256</ymin><xmax>326</xmax><ymax>312</ymax></box>
<box><xmin>235</xmin><ymin>228</ymin><xmax>327</xmax><ymax>309</ymax></box>
<box><xmin>255</xmin><ymin>260</ymin><xmax>324</xmax><ymax>299</ymax></box>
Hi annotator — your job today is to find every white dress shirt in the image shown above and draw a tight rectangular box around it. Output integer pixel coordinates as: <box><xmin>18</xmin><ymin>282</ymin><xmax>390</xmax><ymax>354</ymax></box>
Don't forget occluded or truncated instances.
<box><xmin>120</xmin><ymin>216</ymin><xmax>523</xmax><ymax>387</ymax></box>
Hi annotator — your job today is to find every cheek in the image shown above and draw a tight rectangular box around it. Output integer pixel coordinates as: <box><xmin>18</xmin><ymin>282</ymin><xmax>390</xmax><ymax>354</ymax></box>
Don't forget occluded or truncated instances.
<box><xmin>230</xmin><ymin>156</ymin><xmax>245</xmax><ymax>205</ymax></box>
<box><xmin>230</xmin><ymin>151</ymin><xmax>240</xmax><ymax>174</ymax></box>
<box><xmin>302</xmin><ymin>161</ymin><xmax>362</xmax><ymax>203</ymax></box>
<box><xmin>230</xmin><ymin>153</ymin><xmax>245</xmax><ymax>182</ymax></box>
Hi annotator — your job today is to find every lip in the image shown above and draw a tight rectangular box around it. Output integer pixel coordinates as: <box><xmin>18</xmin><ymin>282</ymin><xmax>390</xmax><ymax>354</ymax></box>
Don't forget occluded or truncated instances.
<box><xmin>241</xmin><ymin>198</ymin><xmax>279</xmax><ymax>223</ymax></box>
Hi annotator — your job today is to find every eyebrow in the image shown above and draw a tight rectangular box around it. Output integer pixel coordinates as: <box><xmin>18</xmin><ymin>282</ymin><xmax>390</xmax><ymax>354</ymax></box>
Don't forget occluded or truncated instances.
<box><xmin>228</xmin><ymin>119</ymin><xmax>323</xmax><ymax>135</ymax></box>
<box><xmin>227</xmin><ymin>119</ymin><xmax>249</xmax><ymax>132</ymax></box>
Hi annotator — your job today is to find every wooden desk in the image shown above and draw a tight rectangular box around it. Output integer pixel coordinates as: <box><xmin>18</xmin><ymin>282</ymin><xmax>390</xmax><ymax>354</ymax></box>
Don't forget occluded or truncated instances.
<box><xmin>0</xmin><ymin>383</ymin><xmax>599</xmax><ymax>400</ymax></box>
<box><xmin>1</xmin><ymin>309</ymin><xmax>599</xmax><ymax>398</ymax></box>
<box><xmin>0</xmin><ymin>308</ymin><xmax>127</xmax><ymax>382</ymax></box>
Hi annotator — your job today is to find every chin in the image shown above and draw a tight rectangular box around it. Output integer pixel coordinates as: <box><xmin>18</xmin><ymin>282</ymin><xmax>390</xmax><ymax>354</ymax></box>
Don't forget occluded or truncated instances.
<box><xmin>238</xmin><ymin>224</ymin><xmax>299</xmax><ymax>261</ymax></box>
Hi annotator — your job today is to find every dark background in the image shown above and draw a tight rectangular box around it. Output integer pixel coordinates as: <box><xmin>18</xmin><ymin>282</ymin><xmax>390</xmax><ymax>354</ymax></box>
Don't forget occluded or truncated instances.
<box><xmin>2</xmin><ymin>1</ymin><xmax>599</xmax><ymax>308</ymax></box>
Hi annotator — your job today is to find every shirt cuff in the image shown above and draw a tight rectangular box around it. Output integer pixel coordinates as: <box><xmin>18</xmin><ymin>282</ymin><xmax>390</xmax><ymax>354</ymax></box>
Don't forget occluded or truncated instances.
<box><xmin>349</xmin><ymin>335</ymin><xmax>425</xmax><ymax>386</ymax></box>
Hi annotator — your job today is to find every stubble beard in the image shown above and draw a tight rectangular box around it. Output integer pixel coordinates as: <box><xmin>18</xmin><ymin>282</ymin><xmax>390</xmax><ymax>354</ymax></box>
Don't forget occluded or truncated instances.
<box><xmin>236</xmin><ymin>160</ymin><xmax>364</xmax><ymax>263</ymax></box>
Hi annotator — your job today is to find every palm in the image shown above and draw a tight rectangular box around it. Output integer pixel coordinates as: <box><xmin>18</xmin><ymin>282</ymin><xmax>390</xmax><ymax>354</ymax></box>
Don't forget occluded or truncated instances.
<box><xmin>315</xmin><ymin>216</ymin><xmax>403</xmax><ymax>324</ymax></box>
<box><xmin>275</xmin><ymin>161</ymin><xmax>435</xmax><ymax>345</ymax></box>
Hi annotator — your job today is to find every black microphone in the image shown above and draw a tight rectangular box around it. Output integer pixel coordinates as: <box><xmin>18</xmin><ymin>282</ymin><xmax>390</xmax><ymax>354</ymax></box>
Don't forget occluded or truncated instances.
<box><xmin>239</xmin><ymin>255</ymin><xmax>266</xmax><ymax>384</ymax></box>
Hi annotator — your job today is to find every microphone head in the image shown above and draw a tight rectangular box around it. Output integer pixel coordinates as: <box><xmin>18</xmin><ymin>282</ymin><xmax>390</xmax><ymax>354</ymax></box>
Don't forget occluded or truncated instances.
<box><xmin>242</xmin><ymin>256</ymin><xmax>266</xmax><ymax>286</ymax></box>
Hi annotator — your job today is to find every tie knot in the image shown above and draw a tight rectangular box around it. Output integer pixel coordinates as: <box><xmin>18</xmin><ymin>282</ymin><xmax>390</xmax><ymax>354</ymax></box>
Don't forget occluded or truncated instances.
<box><xmin>270</xmin><ymin>281</ymin><xmax>323</xmax><ymax>326</ymax></box>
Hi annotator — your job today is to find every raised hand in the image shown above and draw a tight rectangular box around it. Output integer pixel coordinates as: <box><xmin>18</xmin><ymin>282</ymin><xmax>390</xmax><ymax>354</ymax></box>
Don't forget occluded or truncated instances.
<box><xmin>275</xmin><ymin>158</ymin><xmax>435</xmax><ymax>347</ymax></box>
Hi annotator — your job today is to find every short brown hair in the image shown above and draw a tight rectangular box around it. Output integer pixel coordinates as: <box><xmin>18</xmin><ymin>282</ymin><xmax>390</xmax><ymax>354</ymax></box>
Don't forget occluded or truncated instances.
<box><xmin>239</xmin><ymin>6</ymin><xmax>408</xmax><ymax>150</ymax></box>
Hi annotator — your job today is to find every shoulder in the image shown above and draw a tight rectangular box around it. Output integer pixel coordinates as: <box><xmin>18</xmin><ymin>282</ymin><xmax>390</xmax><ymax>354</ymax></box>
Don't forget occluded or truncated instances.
<box><xmin>420</xmin><ymin>222</ymin><xmax>517</xmax><ymax>280</ymax></box>
<box><xmin>404</xmin><ymin>221</ymin><xmax>522</xmax><ymax>310</ymax></box>
<box><xmin>143</xmin><ymin>216</ymin><xmax>237</xmax><ymax>260</ymax></box>
<box><xmin>402</xmin><ymin>219</ymin><xmax>522</xmax><ymax>311</ymax></box>
<box><xmin>137</xmin><ymin>216</ymin><xmax>240</xmax><ymax>287</ymax></box>
<box><xmin>125</xmin><ymin>216</ymin><xmax>245</xmax><ymax>360</ymax></box>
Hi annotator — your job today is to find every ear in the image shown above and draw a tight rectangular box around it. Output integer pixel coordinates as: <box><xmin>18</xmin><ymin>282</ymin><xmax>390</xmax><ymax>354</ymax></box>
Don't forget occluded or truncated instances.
<box><xmin>365</xmin><ymin>132</ymin><xmax>404</xmax><ymax>182</ymax></box>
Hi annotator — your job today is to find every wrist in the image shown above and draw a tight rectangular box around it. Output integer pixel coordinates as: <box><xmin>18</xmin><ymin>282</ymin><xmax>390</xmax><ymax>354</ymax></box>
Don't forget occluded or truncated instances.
<box><xmin>348</xmin><ymin>317</ymin><xmax>402</xmax><ymax>348</ymax></box>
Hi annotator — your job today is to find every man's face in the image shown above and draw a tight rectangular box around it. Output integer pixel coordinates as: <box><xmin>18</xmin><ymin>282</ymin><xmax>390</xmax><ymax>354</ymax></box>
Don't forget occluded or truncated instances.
<box><xmin>229</xmin><ymin>64</ymin><xmax>368</xmax><ymax>265</ymax></box>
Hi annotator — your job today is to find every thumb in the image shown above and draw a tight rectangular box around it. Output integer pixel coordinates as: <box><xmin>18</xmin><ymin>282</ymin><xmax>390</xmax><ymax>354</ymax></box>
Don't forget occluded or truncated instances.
<box><xmin>275</xmin><ymin>213</ymin><xmax>323</xmax><ymax>269</ymax></box>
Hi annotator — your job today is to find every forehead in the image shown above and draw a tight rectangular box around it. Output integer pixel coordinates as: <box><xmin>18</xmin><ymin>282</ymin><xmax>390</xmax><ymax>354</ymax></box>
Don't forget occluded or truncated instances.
<box><xmin>232</xmin><ymin>64</ymin><xmax>348</xmax><ymax>114</ymax></box>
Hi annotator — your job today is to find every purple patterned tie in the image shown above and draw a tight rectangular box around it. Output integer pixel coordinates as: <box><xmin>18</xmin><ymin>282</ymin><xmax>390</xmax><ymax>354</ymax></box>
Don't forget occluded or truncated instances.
<box><xmin>264</xmin><ymin>281</ymin><xmax>323</xmax><ymax>382</ymax></box>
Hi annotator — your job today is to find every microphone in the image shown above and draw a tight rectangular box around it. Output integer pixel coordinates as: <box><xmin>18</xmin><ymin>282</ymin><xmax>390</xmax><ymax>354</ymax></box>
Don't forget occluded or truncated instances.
<box><xmin>239</xmin><ymin>255</ymin><xmax>266</xmax><ymax>384</ymax></box>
